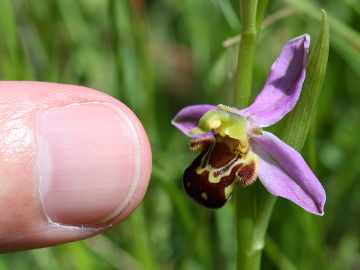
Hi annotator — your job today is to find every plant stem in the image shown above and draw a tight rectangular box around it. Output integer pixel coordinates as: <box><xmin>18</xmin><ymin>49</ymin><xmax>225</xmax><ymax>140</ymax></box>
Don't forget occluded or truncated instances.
<box><xmin>234</xmin><ymin>0</ymin><xmax>258</xmax><ymax>108</ymax></box>
<box><xmin>234</xmin><ymin>32</ymin><xmax>257</xmax><ymax>108</ymax></box>
<box><xmin>233</xmin><ymin>0</ymin><xmax>269</xmax><ymax>269</ymax></box>
<box><xmin>235</xmin><ymin>183</ymin><xmax>277</xmax><ymax>270</ymax></box>
<box><xmin>235</xmin><ymin>184</ymin><xmax>259</xmax><ymax>270</ymax></box>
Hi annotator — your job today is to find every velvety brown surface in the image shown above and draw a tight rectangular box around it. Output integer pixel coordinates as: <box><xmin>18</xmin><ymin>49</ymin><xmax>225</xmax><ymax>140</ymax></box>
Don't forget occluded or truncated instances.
<box><xmin>183</xmin><ymin>142</ymin><xmax>242</xmax><ymax>208</ymax></box>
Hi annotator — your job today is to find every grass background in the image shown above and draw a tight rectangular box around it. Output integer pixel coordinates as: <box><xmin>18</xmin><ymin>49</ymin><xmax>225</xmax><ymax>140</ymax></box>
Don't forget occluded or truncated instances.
<box><xmin>0</xmin><ymin>0</ymin><xmax>359</xmax><ymax>269</ymax></box>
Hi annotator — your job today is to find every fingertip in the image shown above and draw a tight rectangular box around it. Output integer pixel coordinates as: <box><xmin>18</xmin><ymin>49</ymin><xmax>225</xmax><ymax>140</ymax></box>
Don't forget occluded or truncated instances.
<box><xmin>107</xmin><ymin>102</ymin><xmax>152</xmax><ymax>224</ymax></box>
<box><xmin>0</xmin><ymin>81</ymin><xmax>152</xmax><ymax>251</ymax></box>
<box><xmin>38</xmin><ymin>102</ymin><xmax>151</xmax><ymax>226</ymax></box>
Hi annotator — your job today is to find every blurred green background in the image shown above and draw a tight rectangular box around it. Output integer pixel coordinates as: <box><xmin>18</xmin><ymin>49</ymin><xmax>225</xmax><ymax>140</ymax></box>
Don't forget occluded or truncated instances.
<box><xmin>0</xmin><ymin>0</ymin><xmax>359</xmax><ymax>269</ymax></box>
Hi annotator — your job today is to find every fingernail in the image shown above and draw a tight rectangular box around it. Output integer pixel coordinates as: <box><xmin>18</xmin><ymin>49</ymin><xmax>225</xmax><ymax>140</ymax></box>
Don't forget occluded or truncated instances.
<box><xmin>37</xmin><ymin>103</ymin><xmax>140</xmax><ymax>226</ymax></box>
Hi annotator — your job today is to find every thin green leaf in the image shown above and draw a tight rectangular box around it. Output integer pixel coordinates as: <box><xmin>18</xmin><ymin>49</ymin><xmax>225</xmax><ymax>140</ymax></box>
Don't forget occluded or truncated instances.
<box><xmin>0</xmin><ymin>0</ymin><xmax>33</xmax><ymax>80</ymax></box>
<box><xmin>0</xmin><ymin>0</ymin><xmax>19</xmax><ymax>60</ymax></box>
<box><xmin>282</xmin><ymin>10</ymin><xmax>330</xmax><ymax>151</ymax></box>
<box><xmin>282</xmin><ymin>0</ymin><xmax>360</xmax><ymax>77</ymax></box>
<box><xmin>342</xmin><ymin>0</ymin><xmax>360</xmax><ymax>16</ymax></box>
<box><xmin>264</xmin><ymin>235</ymin><xmax>297</xmax><ymax>270</ymax></box>
<box><xmin>331</xmin><ymin>34</ymin><xmax>360</xmax><ymax>76</ymax></box>
<box><xmin>282</xmin><ymin>0</ymin><xmax>359</xmax><ymax>52</ymax></box>
<box><xmin>256</xmin><ymin>0</ymin><xmax>269</xmax><ymax>33</ymax></box>
<box><xmin>213</xmin><ymin>0</ymin><xmax>241</xmax><ymax>31</ymax></box>
<box><xmin>254</xmin><ymin>10</ymin><xmax>329</xmax><ymax>270</ymax></box>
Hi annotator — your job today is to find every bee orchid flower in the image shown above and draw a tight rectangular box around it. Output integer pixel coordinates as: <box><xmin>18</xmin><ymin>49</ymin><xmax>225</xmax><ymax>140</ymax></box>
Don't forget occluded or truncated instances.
<box><xmin>171</xmin><ymin>34</ymin><xmax>326</xmax><ymax>215</ymax></box>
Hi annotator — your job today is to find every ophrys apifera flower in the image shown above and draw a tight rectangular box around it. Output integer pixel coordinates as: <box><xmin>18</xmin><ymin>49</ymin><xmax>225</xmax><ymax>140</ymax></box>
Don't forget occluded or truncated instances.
<box><xmin>172</xmin><ymin>34</ymin><xmax>326</xmax><ymax>215</ymax></box>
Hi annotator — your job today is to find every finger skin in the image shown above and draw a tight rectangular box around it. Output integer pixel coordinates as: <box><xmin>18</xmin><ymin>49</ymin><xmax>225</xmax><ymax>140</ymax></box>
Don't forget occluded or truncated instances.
<box><xmin>0</xmin><ymin>81</ymin><xmax>152</xmax><ymax>252</ymax></box>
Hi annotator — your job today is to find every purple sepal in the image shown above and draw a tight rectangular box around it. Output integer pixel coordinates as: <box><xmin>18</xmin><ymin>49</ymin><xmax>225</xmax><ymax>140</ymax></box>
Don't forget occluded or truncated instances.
<box><xmin>250</xmin><ymin>131</ymin><xmax>326</xmax><ymax>215</ymax></box>
<box><xmin>239</xmin><ymin>34</ymin><xmax>310</xmax><ymax>127</ymax></box>
<box><xmin>171</xmin><ymin>104</ymin><xmax>218</xmax><ymax>138</ymax></box>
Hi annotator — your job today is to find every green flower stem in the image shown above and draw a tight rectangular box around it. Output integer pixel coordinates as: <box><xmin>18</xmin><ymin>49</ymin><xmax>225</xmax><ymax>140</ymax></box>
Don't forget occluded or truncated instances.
<box><xmin>233</xmin><ymin>0</ymin><xmax>268</xmax><ymax>269</ymax></box>
<box><xmin>235</xmin><ymin>184</ymin><xmax>260</xmax><ymax>270</ymax></box>
<box><xmin>235</xmin><ymin>183</ymin><xmax>277</xmax><ymax>270</ymax></box>
<box><xmin>234</xmin><ymin>32</ymin><xmax>257</xmax><ymax>108</ymax></box>
<box><xmin>234</xmin><ymin>0</ymin><xmax>258</xmax><ymax>108</ymax></box>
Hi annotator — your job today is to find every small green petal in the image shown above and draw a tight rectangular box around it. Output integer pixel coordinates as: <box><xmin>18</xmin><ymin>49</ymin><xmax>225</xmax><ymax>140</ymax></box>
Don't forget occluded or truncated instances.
<box><xmin>189</xmin><ymin>108</ymin><xmax>248</xmax><ymax>142</ymax></box>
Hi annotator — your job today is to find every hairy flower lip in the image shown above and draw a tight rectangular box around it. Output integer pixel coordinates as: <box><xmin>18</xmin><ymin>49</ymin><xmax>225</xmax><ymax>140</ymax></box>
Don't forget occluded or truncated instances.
<box><xmin>172</xmin><ymin>34</ymin><xmax>326</xmax><ymax>215</ymax></box>
<box><xmin>184</xmin><ymin>134</ymin><xmax>259</xmax><ymax>209</ymax></box>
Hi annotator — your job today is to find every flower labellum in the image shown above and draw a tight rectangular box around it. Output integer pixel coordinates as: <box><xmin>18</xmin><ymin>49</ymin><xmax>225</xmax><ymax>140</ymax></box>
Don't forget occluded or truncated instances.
<box><xmin>184</xmin><ymin>134</ymin><xmax>258</xmax><ymax>208</ymax></box>
<box><xmin>183</xmin><ymin>107</ymin><xmax>259</xmax><ymax>208</ymax></box>
<box><xmin>172</xmin><ymin>35</ymin><xmax>326</xmax><ymax>215</ymax></box>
